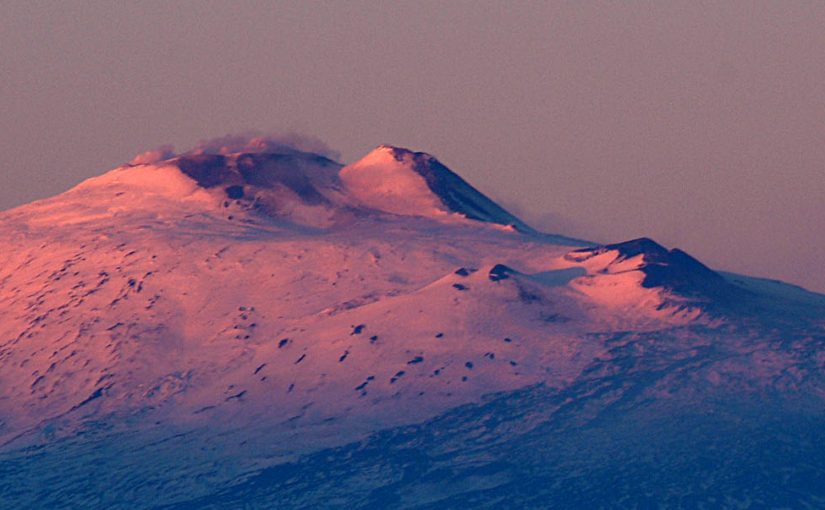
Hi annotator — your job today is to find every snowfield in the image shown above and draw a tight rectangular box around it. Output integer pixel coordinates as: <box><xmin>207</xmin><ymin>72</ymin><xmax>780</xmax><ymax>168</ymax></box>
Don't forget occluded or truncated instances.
<box><xmin>1</xmin><ymin>145</ymin><xmax>824</xmax><ymax>508</ymax></box>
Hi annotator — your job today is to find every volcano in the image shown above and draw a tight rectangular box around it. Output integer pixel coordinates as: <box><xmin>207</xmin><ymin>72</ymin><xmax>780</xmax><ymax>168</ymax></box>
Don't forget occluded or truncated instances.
<box><xmin>1</xmin><ymin>143</ymin><xmax>824</xmax><ymax>509</ymax></box>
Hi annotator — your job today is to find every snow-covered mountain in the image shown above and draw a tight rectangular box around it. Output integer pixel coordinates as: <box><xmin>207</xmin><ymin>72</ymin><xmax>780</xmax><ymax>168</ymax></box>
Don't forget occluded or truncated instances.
<box><xmin>1</xmin><ymin>144</ymin><xmax>824</xmax><ymax>509</ymax></box>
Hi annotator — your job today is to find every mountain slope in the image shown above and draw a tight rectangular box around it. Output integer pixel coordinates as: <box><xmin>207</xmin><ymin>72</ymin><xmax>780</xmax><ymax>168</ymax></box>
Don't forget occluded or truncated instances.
<box><xmin>1</xmin><ymin>144</ymin><xmax>824</xmax><ymax>509</ymax></box>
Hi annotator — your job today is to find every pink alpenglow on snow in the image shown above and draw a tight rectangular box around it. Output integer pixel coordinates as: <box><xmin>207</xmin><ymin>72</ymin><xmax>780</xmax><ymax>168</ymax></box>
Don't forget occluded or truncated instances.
<box><xmin>1</xmin><ymin>141</ymin><xmax>824</xmax><ymax>508</ymax></box>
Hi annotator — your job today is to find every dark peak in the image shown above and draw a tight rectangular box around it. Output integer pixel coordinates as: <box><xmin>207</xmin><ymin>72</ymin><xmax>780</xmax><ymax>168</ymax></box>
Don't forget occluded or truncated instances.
<box><xmin>571</xmin><ymin>238</ymin><xmax>733</xmax><ymax>300</ymax></box>
<box><xmin>570</xmin><ymin>237</ymin><xmax>674</xmax><ymax>265</ymax></box>
<box><xmin>603</xmin><ymin>237</ymin><xmax>669</xmax><ymax>261</ymax></box>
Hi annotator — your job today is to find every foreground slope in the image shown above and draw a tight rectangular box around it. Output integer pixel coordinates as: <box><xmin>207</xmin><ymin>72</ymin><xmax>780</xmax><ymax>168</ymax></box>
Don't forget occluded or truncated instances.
<box><xmin>1</xmin><ymin>144</ymin><xmax>824</xmax><ymax>508</ymax></box>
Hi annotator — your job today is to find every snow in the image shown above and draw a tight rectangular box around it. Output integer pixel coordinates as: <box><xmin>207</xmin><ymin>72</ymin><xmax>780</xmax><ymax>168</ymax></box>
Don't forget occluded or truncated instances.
<box><xmin>1</xmin><ymin>144</ymin><xmax>824</xmax><ymax>508</ymax></box>
<box><xmin>8</xmin><ymin>163</ymin><xmax>215</xmax><ymax>228</ymax></box>
<box><xmin>340</xmin><ymin>145</ymin><xmax>451</xmax><ymax>218</ymax></box>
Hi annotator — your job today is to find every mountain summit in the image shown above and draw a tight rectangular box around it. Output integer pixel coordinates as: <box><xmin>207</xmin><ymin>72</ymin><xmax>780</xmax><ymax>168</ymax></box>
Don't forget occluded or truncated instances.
<box><xmin>9</xmin><ymin>144</ymin><xmax>530</xmax><ymax>232</ymax></box>
<box><xmin>342</xmin><ymin>145</ymin><xmax>533</xmax><ymax>231</ymax></box>
<box><xmin>1</xmin><ymin>142</ymin><xmax>824</xmax><ymax>508</ymax></box>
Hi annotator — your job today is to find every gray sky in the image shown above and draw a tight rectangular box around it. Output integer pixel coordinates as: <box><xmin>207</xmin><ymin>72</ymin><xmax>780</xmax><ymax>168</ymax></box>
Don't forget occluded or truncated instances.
<box><xmin>1</xmin><ymin>1</ymin><xmax>823</xmax><ymax>292</ymax></box>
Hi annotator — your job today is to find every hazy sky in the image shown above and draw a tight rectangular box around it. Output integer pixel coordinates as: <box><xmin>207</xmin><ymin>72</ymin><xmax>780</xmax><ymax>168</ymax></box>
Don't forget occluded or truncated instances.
<box><xmin>1</xmin><ymin>1</ymin><xmax>823</xmax><ymax>292</ymax></box>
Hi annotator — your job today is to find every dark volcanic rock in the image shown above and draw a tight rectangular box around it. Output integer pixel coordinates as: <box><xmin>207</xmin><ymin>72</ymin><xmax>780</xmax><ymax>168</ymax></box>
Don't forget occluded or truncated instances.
<box><xmin>171</xmin><ymin>151</ymin><xmax>339</xmax><ymax>206</ymax></box>
<box><xmin>488</xmin><ymin>264</ymin><xmax>515</xmax><ymax>282</ymax></box>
